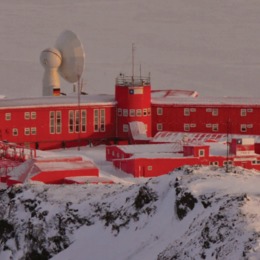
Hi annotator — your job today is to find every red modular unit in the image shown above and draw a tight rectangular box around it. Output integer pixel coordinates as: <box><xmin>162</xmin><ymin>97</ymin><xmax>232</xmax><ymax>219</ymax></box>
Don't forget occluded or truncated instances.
<box><xmin>115</xmin><ymin>75</ymin><xmax>151</xmax><ymax>140</ymax></box>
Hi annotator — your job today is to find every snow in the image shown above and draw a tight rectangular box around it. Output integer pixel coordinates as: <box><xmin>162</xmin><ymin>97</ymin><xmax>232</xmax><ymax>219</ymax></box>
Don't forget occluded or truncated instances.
<box><xmin>1</xmin><ymin>0</ymin><xmax>260</xmax><ymax>259</ymax></box>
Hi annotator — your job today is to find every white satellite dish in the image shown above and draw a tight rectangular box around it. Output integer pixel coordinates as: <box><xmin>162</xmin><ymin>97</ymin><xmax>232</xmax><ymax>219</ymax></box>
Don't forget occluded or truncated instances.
<box><xmin>40</xmin><ymin>30</ymin><xmax>85</xmax><ymax>96</ymax></box>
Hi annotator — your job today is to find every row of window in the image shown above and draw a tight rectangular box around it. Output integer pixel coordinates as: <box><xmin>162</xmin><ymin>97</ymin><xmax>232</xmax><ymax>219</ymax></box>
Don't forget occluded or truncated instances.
<box><xmin>156</xmin><ymin>108</ymin><xmax>254</xmax><ymax>117</ymax></box>
<box><xmin>50</xmin><ymin>109</ymin><xmax>106</xmax><ymax>134</ymax></box>
<box><xmin>5</xmin><ymin>112</ymin><xmax>37</xmax><ymax>121</ymax></box>
<box><xmin>118</xmin><ymin>108</ymin><xmax>151</xmax><ymax>117</ymax></box>
<box><xmin>2</xmin><ymin>107</ymin><xmax>256</xmax><ymax>121</ymax></box>
<box><xmin>156</xmin><ymin>123</ymin><xmax>254</xmax><ymax>132</ymax></box>
<box><xmin>12</xmin><ymin>127</ymin><xmax>37</xmax><ymax>136</ymax></box>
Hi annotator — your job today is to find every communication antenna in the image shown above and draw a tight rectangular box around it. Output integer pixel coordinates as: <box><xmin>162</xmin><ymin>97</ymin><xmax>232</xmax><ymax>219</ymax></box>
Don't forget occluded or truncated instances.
<box><xmin>132</xmin><ymin>43</ymin><xmax>135</xmax><ymax>85</ymax></box>
<box><xmin>40</xmin><ymin>30</ymin><xmax>85</xmax><ymax>96</ymax></box>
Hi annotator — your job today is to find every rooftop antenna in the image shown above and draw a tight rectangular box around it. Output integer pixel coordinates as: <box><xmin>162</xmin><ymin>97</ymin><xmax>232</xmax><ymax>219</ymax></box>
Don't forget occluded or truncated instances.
<box><xmin>132</xmin><ymin>43</ymin><xmax>135</xmax><ymax>85</ymax></box>
<box><xmin>40</xmin><ymin>30</ymin><xmax>85</xmax><ymax>96</ymax></box>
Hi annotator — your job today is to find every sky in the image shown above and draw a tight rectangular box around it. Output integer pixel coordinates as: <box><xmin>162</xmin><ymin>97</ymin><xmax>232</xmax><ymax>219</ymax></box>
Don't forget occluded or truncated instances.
<box><xmin>1</xmin><ymin>0</ymin><xmax>260</xmax><ymax>98</ymax></box>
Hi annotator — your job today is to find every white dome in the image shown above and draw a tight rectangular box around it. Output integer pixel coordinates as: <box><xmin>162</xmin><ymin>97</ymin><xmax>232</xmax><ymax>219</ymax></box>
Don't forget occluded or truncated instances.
<box><xmin>40</xmin><ymin>48</ymin><xmax>62</xmax><ymax>68</ymax></box>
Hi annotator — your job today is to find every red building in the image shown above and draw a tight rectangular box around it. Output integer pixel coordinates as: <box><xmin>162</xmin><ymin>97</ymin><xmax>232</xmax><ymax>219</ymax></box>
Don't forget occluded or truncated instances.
<box><xmin>1</xmin><ymin>74</ymin><xmax>260</xmax><ymax>150</ymax></box>
<box><xmin>106</xmin><ymin>136</ymin><xmax>260</xmax><ymax>177</ymax></box>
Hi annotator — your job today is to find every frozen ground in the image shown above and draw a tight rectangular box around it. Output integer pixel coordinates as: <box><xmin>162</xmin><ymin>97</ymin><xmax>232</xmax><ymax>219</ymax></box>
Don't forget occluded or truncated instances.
<box><xmin>1</xmin><ymin>1</ymin><xmax>260</xmax><ymax>259</ymax></box>
<box><xmin>1</xmin><ymin>1</ymin><xmax>260</xmax><ymax>98</ymax></box>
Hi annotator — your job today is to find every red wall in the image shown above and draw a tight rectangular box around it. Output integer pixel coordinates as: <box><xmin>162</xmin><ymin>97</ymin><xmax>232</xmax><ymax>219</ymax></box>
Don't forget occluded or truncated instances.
<box><xmin>115</xmin><ymin>82</ymin><xmax>151</xmax><ymax>139</ymax></box>
<box><xmin>152</xmin><ymin>104</ymin><xmax>260</xmax><ymax>136</ymax></box>
<box><xmin>0</xmin><ymin>105</ymin><xmax>116</xmax><ymax>150</ymax></box>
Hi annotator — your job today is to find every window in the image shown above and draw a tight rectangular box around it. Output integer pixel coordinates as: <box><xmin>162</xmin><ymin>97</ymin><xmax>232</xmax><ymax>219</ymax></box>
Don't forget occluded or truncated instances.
<box><xmin>241</xmin><ymin>124</ymin><xmax>247</xmax><ymax>132</ymax></box>
<box><xmin>136</xmin><ymin>109</ymin><xmax>142</xmax><ymax>117</ymax></box>
<box><xmin>5</xmin><ymin>113</ymin><xmax>11</xmax><ymax>121</ymax></box>
<box><xmin>94</xmin><ymin>109</ymin><xmax>105</xmax><ymax>132</ymax></box>
<box><xmin>147</xmin><ymin>166</ymin><xmax>153</xmax><ymax>171</ymax></box>
<box><xmin>157</xmin><ymin>123</ymin><xmax>163</xmax><ymax>131</ymax></box>
<box><xmin>212</xmin><ymin>108</ymin><xmax>218</xmax><ymax>116</ymax></box>
<box><xmin>129</xmin><ymin>109</ymin><xmax>135</xmax><ymax>117</ymax></box>
<box><xmin>210</xmin><ymin>161</ymin><xmax>219</xmax><ymax>166</ymax></box>
<box><xmin>212</xmin><ymin>124</ymin><xmax>218</xmax><ymax>132</ymax></box>
<box><xmin>199</xmin><ymin>149</ymin><xmax>205</xmax><ymax>157</ymax></box>
<box><xmin>241</xmin><ymin>109</ymin><xmax>247</xmax><ymax>117</ymax></box>
<box><xmin>184</xmin><ymin>124</ymin><xmax>190</xmax><ymax>131</ymax></box>
<box><xmin>56</xmin><ymin>111</ymin><xmax>62</xmax><ymax>134</ymax></box>
<box><xmin>100</xmin><ymin>109</ymin><xmax>105</xmax><ymax>132</ymax></box>
<box><xmin>69</xmin><ymin>110</ymin><xmax>74</xmax><ymax>133</ymax></box>
<box><xmin>94</xmin><ymin>109</ymin><xmax>99</xmax><ymax>132</ymax></box>
<box><xmin>123</xmin><ymin>109</ymin><xmax>128</xmax><ymax>117</ymax></box>
<box><xmin>31</xmin><ymin>112</ymin><xmax>37</xmax><ymax>119</ymax></box>
<box><xmin>157</xmin><ymin>107</ymin><xmax>163</xmax><ymax>115</ymax></box>
<box><xmin>143</xmin><ymin>109</ymin><xmax>147</xmax><ymax>116</ymax></box>
<box><xmin>184</xmin><ymin>108</ymin><xmax>190</xmax><ymax>116</ymax></box>
<box><xmin>24</xmin><ymin>112</ymin><xmax>30</xmax><ymax>120</ymax></box>
<box><xmin>50</xmin><ymin>111</ymin><xmax>61</xmax><ymax>134</ymax></box>
<box><xmin>50</xmin><ymin>111</ymin><xmax>55</xmax><ymax>134</ymax></box>
<box><xmin>123</xmin><ymin>124</ymin><xmax>129</xmax><ymax>132</ymax></box>
<box><xmin>117</xmin><ymin>108</ymin><xmax>122</xmax><ymax>116</ymax></box>
<box><xmin>12</xmin><ymin>128</ymin><xmax>18</xmax><ymax>136</ymax></box>
<box><xmin>147</xmin><ymin>108</ymin><xmax>151</xmax><ymax>116</ymax></box>
<box><xmin>24</xmin><ymin>128</ymin><xmax>30</xmax><ymax>135</ymax></box>
<box><xmin>81</xmin><ymin>110</ymin><xmax>87</xmax><ymax>132</ymax></box>
<box><xmin>75</xmin><ymin>110</ymin><xmax>80</xmax><ymax>133</ymax></box>
<box><xmin>31</xmin><ymin>127</ymin><xmax>36</xmax><ymax>135</ymax></box>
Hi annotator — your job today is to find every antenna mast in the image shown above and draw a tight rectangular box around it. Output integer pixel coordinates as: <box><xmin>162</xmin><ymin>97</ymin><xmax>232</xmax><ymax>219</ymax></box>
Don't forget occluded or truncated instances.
<box><xmin>132</xmin><ymin>43</ymin><xmax>135</xmax><ymax>85</ymax></box>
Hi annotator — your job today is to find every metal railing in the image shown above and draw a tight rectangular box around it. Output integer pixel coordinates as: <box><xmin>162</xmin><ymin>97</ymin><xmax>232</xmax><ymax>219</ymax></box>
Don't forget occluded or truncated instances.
<box><xmin>116</xmin><ymin>75</ymin><xmax>150</xmax><ymax>87</ymax></box>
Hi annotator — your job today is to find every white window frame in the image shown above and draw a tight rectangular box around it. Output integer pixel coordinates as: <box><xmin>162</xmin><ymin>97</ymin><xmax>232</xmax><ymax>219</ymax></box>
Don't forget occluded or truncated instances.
<box><xmin>117</xmin><ymin>108</ymin><xmax>122</xmax><ymax>116</ymax></box>
<box><xmin>50</xmin><ymin>111</ymin><xmax>55</xmax><ymax>134</ymax></box>
<box><xmin>240</xmin><ymin>124</ymin><xmax>247</xmax><ymax>132</ymax></box>
<box><xmin>12</xmin><ymin>128</ymin><xmax>18</xmax><ymax>136</ymax></box>
<box><xmin>5</xmin><ymin>113</ymin><xmax>11</xmax><ymax>121</ymax></box>
<box><xmin>241</xmin><ymin>109</ymin><xmax>247</xmax><ymax>117</ymax></box>
<box><xmin>136</xmin><ymin>109</ymin><xmax>142</xmax><ymax>117</ymax></box>
<box><xmin>184</xmin><ymin>124</ymin><xmax>190</xmax><ymax>132</ymax></box>
<box><xmin>24</xmin><ymin>112</ymin><xmax>30</xmax><ymax>120</ymax></box>
<box><xmin>147</xmin><ymin>166</ymin><xmax>153</xmax><ymax>171</ymax></box>
<box><xmin>69</xmin><ymin>110</ymin><xmax>74</xmax><ymax>133</ymax></box>
<box><xmin>129</xmin><ymin>109</ymin><xmax>135</xmax><ymax>117</ymax></box>
<box><xmin>123</xmin><ymin>124</ymin><xmax>129</xmax><ymax>133</ymax></box>
<box><xmin>143</xmin><ymin>109</ymin><xmax>147</xmax><ymax>116</ymax></box>
<box><xmin>212</xmin><ymin>124</ymin><xmax>218</xmax><ymax>132</ymax></box>
<box><xmin>157</xmin><ymin>107</ymin><xmax>163</xmax><ymax>116</ymax></box>
<box><xmin>100</xmin><ymin>109</ymin><xmax>105</xmax><ymax>132</ymax></box>
<box><xmin>123</xmin><ymin>109</ymin><xmax>128</xmax><ymax>117</ymax></box>
<box><xmin>24</xmin><ymin>128</ymin><xmax>30</xmax><ymax>136</ymax></box>
<box><xmin>31</xmin><ymin>111</ymin><xmax>37</xmax><ymax>119</ymax></box>
<box><xmin>56</xmin><ymin>111</ymin><xmax>62</xmax><ymax>134</ymax></box>
<box><xmin>212</xmin><ymin>108</ymin><xmax>218</xmax><ymax>116</ymax></box>
<box><xmin>31</xmin><ymin>127</ymin><xmax>36</xmax><ymax>135</ymax></box>
<box><xmin>147</xmin><ymin>108</ymin><xmax>151</xmax><ymax>116</ymax></box>
<box><xmin>81</xmin><ymin>110</ymin><xmax>87</xmax><ymax>133</ymax></box>
<box><xmin>157</xmin><ymin>123</ymin><xmax>163</xmax><ymax>131</ymax></box>
<box><xmin>94</xmin><ymin>109</ymin><xmax>99</xmax><ymax>132</ymax></box>
<box><xmin>184</xmin><ymin>108</ymin><xmax>190</xmax><ymax>116</ymax></box>
<box><xmin>199</xmin><ymin>149</ymin><xmax>205</xmax><ymax>157</ymax></box>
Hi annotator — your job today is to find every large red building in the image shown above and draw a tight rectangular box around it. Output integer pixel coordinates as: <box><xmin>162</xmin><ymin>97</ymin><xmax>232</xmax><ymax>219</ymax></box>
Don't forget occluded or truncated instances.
<box><xmin>0</xmin><ymin>74</ymin><xmax>260</xmax><ymax>150</ymax></box>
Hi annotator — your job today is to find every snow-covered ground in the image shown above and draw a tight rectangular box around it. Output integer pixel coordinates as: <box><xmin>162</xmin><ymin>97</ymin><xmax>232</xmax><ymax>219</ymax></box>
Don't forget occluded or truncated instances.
<box><xmin>1</xmin><ymin>1</ymin><xmax>260</xmax><ymax>98</ymax></box>
<box><xmin>1</xmin><ymin>1</ymin><xmax>260</xmax><ymax>259</ymax></box>
<box><xmin>0</xmin><ymin>145</ymin><xmax>260</xmax><ymax>260</ymax></box>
